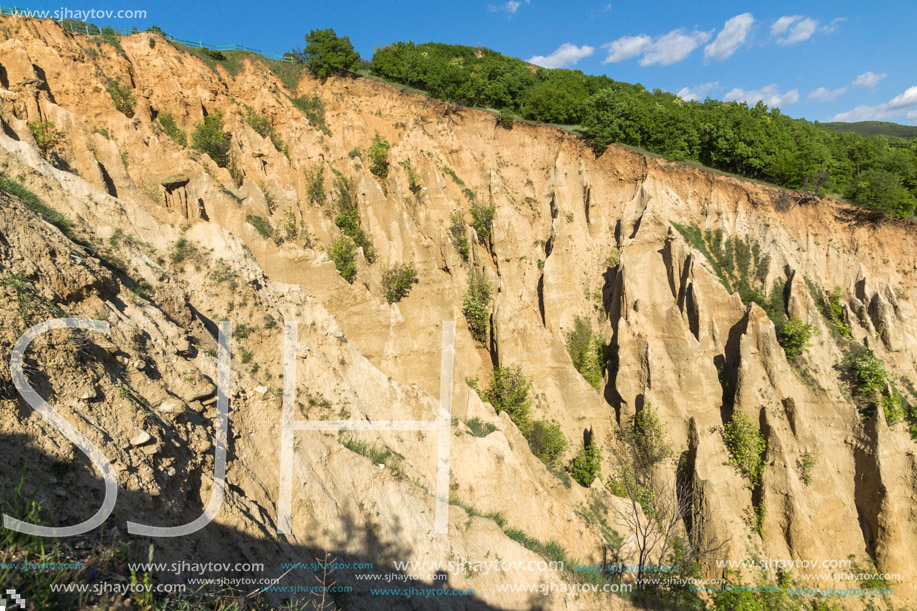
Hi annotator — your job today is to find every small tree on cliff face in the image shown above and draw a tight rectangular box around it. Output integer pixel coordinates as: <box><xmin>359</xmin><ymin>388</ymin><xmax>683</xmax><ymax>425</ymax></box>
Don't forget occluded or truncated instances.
<box><xmin>303</xmin><ymin>28</ymin><xmax>360</xmax><ymax>79</ymax></box>
<box><xmin>27</xmin><ymin>121</ymin><xmax>62</xmax><ymax>159</ymax></box>
<box><xmin>610</xmin><ymin>405</ymin><xmax>725</xmax><ymax>585</ymax></box>
<box><xmin>191</xmin><ymin>110</ymin><xmax>231</xmax><ymax>168</ymax></box>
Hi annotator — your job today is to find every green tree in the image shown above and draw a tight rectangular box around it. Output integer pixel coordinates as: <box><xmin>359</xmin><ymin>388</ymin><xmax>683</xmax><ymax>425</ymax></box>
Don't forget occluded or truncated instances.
<box><xmin>582</xmin><ymin>86</ymin><xmax>650</xmax><ymax>152</ymax></box>
<box><xmin>848</xmin><ymin>168</ymin><xmax>916</xmax><ymax>217</ymax></box>
<box><xmin>381</xmin><ymin>262</ymin><xmax>418</xmax><ymax>303</ymax></box>
<box><xmin>565</xmin><ymin>316</ymin><xmax>605</xmax><ymax>389</ymax></box>
<box><xmin>570</xmin><ymin>442</ymin><xmax>601</xmax><ymax>487</ymax></box>
<box><xmin>848</xmin><ymin>349</ymin><xmax>888</xmax><ymax>398</ymax></box>
<box><xmin>616</xmin><ymin>406</ymin><xmax>673</xmax><ymax>478</ymax></box>
<box><xmin>723</xmin><ymin>411</ymin><xmax>766</xmax><ymax>487</ymax></box>
<box><xmin>367</xmin><ymin>133</ymin><xmax>391</xmax><ymax>178</ymax></box>
<box><xmin>191</xmin><ymin>110</ymin><xmax>231</xmax><ymax>168</ymax></box>
<box><xmin>462</xmin><ymin>272</ymin><xmax>492</xmax><ymax>342</ymax></box>
<box><xmin>777</xmin><ymin>316</ymin><xmax>815</xmax><ymax>360</ymax></box>
<box><xmin>27</xmin><ymin>121</ymin><xmax>62</xmax><ymax>158</ymax></box>
<box><xmin>366</xmin><ymin>40</ymin><xmax>917</xmax><ymax>220</ymax></box>
<box><xmin>106</xmin><ymin>78</ymin><xmax>136</xmax><ymax>117</ymax></box>
<box><xmin>527</xmin><ymin>420</ymin><xmax>567</xmax><ymax>467</ymax></box>
<box><xmin>826</xmin><ymin>286</ymin><xmax>851</xmax><ymax>336</ymax></box>
<box><xmin>470</xmin><ymin>203</ymin><xmax>496</xmax><ymax>240</ymax></box>
<box><xmin>333</xmin><ymin>175</ymin><xmax>376</xmax><ymax>262</ymax></box>
<box><xmin>304</xmin><ymin>162</ymin><xmax>326</xmax><ymax>206</ymax></box>
<box><xmin>449</xmin><ymin>211</ymin><xmax>469</xmax><ymax>260</ymax></box>
<box><xmin>303</xmin><ymin>28</ymin><xmax>360</xmax><ymax>79</ymax></box>
<box><xmin>609</xmin><ymin>403</ymin><xmax>725</xmax><ymax>587</ymax></box>
<box><xmin>328</xmin><ymin>237</ymin><xmax>357</xmax><ymax>283</ymax></box>
<box><xmin>482</xmin><ymin>364</ymin><xmax>532</xmax><ymax>435</ymax></box>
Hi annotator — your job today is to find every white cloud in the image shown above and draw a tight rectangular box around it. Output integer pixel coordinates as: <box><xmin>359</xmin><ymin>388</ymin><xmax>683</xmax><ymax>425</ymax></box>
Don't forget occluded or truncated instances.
<box><xmin>704</xmin><ymin>13</ymin><xmax>754</xmax><ymax>61</ymax></box>
<box><xmin>830</xmin><ymin>86</ymin><xmax>917</xmax><ymax>121</ymax></box>
<box><xmin>808</xmin><ymin>86</ymin><xmax>847</xmax><ymax>102</ymax></box>
<box><xmin>820</xmin><ymin>17</ymin><xmax>846</xmax><ymax>33</ymax></box>
<box><xmin>852</xmin><ymin>71</ymin><xmax>886</xmax><ymax>88</ymax></box>
<box><xmin>602</xmin><ymin>28</ymin><xmax>710</xmax><ymax>66</ymax></box>
<box><xmin>771</xmin><ymin>15</ymin><xmax>818</xmax><ymax>45</ymax></box>
<box><xmin>724</xmin><ymin>84</ymin><xmax>799</xmax><ymax>108</ymax></box>
<box><xmin>602</xmin><ymin>34</ymin><xmax>651</xmax><ymax>63</ymax></box>
<box><xmin>528</xmin><ymin>43</ymin><xmax>595</xmax><ymax>69</ymax></box>
<box><xmin>830</xmin><ymin>105</ymin><xmax>895</xmax><ymax>122</ymax></box>
<box><xmin>677</xmin><ymin>82</ymin><xmax>719</xmax><ymax>102</ymax></box>
<box><xmin>489</xmin><ymin>0</ymin><xmax>529</xmax><ymax>13</ymax></box>
<box><xmin>640</xmin><ymin>29</ymin><xmax>712</xmax><ymax>66</ymax></box>
<box><xmin>889</xmin><ymin>86</ymin><xmax>917</xmax><ymax>109</ymax></box>
<box><xmin>770</xmin><ymin>15</ymin><xmax>799</xmax><ymax>36</ymax></box>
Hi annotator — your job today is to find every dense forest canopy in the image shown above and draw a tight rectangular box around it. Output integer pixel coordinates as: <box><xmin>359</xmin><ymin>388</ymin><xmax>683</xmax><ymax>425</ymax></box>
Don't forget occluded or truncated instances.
<box><xmin>367</xmin><ymin>41</ymin><xmax>917</xmax><ymax>218</ymax></box>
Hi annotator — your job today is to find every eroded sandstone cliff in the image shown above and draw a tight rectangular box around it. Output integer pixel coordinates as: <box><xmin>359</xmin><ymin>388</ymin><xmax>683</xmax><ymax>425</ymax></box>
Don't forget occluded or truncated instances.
<box><xmin>0</xmin><ymin>18</ymin><xmax>915</xmax><ymax>610</ymax></box>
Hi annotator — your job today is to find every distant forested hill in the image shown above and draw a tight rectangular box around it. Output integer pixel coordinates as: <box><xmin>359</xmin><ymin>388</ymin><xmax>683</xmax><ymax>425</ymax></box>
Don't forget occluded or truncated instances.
<box><xmin>821</xmin><ymin>121</ymin><xmax>917</xmax><ymax>140</ymax></box>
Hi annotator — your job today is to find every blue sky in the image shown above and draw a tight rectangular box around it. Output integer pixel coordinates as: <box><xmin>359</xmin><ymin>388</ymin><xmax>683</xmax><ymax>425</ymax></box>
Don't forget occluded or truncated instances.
<box><xmin>26</xmin><ymin>0</ymin><xmax>917</xmax><ymax>124</ymax></box>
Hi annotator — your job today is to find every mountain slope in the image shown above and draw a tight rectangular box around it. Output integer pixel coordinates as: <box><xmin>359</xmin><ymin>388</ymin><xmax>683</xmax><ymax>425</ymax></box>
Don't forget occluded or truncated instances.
<box><xmin>0</xmin><ymin>18</ymin><xmax>915</xmax><ymax>610</ymax></box>
<box><xmin>822</xmin><ymin>121</ymin><xmax>917</xmax><ymax>140</ymax></box>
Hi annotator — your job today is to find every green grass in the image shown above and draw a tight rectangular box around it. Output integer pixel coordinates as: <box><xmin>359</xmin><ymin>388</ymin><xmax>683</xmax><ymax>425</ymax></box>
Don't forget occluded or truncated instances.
<box><xmin>0</xmin><ymin>172</ymin><xmax>73</xmax><ymax>234</ymax></box>
<box><xmin>245</xmin><ymin>214</ymin><xmax>272</xmax><ymax>239</ymax></box>
<box><xmin>848</xmin><ymin>556</ymin><xmax>892</xmax><ymax>590</ymax></box>
<box><xmin>84</xmin><ymin>26</ymin><xmax>126</xmax><ymax>57</ymax></box>
<box><xmin>289</xmin><ymin>95</ymin><xmax>330</xmax><ymax>135</ymax></box>
<box><xmin>465</xmin><ymin>416</ymin><xmax>496</xmax><ymax>437</ymax></box>
<box><xmin>670</xmin><ymin>222</ymin><xmax>770</xmax><ymax>301</ymax></box>
<box><xmin>448</xmin><ymin>494</ymin><xmax>506</xmax><ymax>528</ymax></box>
<box><xmin>527</xmin><ymin>420</ymin><xmax>567</xmax><ymax>467</ymax></box>
<box><xmin>804</xmin><ymin>277</ymin><xmax>851</xmax><ymax>338</ymax></box>
<box><xmin>502</xmin><ymin>526</ymin><xmax>619</xmax><ymax>588</ymax></box>
<box><xmin>219</xmin><ymin>185</ymin><xmax>243</xmax><ymax>205</ymax></box>
<box><xmin>264</xmin><ymin>57</ymin><xmax>309</xmax><ymax>91</ymax></box>
<box><xmin>1</xmin><ymin>470</ymin><xmax>77</xmax><ymax>609</ymax></box>
<box><xmin>442</xmin><ymin>166</ymin><xmax>464</xmax><ymax>185</ymax></box>
<box><xmin>671</xmin><ymin>222</ymin><xmax>817</xmax><ymax>360</ymax></box>
<box><xmin>169</xmin><ymin>237</ymin><xmax>200</xmax><ymax>264</ymax></box>
<box><xmin>105</xmin><ymin>78</ymin><xmax>136</xmax><ymax>117</ymax></box>
<box><xmin>168</xmin><ymin>41</ymin><xmax>252</xmax><ymax>76</ymax></box>
<box><xmin>340</xmin><ymin>435</ymin><xmax>403</xmax><ymax>474</ymax></box>
<box><xmin>305</xmin><ymin>391</ymin><xmax>332</xmax><ymax>410</ymax></box>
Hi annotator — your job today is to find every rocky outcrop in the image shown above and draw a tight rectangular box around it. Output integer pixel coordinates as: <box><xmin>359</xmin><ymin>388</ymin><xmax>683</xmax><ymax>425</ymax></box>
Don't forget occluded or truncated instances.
<box><xmin>160</xmin><ymin>173</ymin><xmax>200</xmax><ymax>219</ymax></box>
